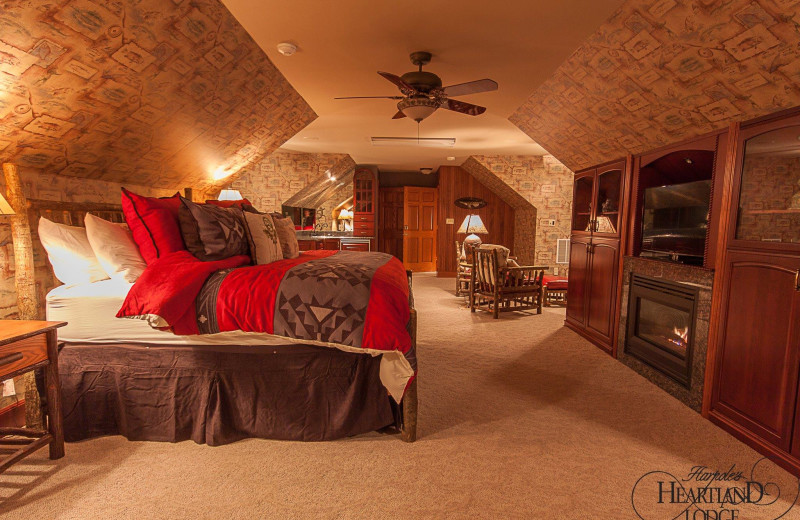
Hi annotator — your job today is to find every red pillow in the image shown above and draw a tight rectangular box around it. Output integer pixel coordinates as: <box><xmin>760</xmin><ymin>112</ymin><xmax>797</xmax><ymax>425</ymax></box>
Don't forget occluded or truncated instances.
<box><xmin>121</xmin><ymin>188</ymin><xmax>185</xmax><ymax>264</ymax></box>
<box><xmin>205</xmin><ymin>199</ymin><xmax>253</xmax><ymax>208</ymax></box>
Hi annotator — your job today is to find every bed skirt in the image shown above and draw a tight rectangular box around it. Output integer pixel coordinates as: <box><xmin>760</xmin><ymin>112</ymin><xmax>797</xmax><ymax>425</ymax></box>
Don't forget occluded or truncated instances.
<box><xmin>58</xmin><ymin>342</ymin><xmax>396</xmax><ymax>445</ymax></box>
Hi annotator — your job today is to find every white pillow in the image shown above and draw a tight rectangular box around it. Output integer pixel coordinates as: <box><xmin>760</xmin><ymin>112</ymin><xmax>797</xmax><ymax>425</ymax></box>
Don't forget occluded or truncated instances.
<box><xmin>38</xmin><ymin>218</ymin><xmax>109</xmax><ymax>286</ymax></box>
<box><xmin>84</xmin><ymin>213</ymin><xmax>147</xmax><ymax>283</ymax></box>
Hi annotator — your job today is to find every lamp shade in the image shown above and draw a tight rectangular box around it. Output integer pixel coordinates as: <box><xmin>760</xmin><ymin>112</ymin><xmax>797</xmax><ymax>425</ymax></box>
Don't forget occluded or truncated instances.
<box><xmin>217</xmin><ymin>189</ymin><xmax>243</xmax><ymax>201</ymax></box>
<box><xmin>457</xmin><ymin>214</ymin><xmax>488</xmax><ymax>235</ymax></box>
<box><xmin>0</xmin><ymin>193</ymin><xmax>14</xmax><ymax>216</ymax></box>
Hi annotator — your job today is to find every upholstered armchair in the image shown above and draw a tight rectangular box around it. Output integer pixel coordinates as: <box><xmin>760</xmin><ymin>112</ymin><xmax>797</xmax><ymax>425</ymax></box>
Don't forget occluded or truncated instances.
<box><xmin>470</xmin><ymin>246</ymin><xmax>547</xmax><ymax>319</ymax></box>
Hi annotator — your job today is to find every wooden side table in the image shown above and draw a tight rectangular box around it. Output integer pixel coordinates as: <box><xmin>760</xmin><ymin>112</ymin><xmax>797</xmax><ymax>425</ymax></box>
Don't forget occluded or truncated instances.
<box><xmin>0</xmin><ymin>320</ymin><xmax>66</xmax><ymax>473</ymax></box>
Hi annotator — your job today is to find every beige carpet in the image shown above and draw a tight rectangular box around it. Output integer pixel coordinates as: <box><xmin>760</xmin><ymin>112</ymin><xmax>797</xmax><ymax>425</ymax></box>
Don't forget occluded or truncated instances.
<box><xmin>2</xmin><ymin>274</ymin><xmax>798</xmax><ymax>519</ymax></box>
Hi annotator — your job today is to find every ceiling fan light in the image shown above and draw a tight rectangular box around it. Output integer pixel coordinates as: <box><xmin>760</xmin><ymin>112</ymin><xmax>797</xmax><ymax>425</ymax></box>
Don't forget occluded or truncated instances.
<box><xmin>397</xmin><ymin>97</ymin><xmax>439</xmax><ymax>122</ymax></box>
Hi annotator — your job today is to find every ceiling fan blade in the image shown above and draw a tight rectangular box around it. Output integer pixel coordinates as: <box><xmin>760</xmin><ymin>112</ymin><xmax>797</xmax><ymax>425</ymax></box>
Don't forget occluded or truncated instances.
<box><xmin>442</xmin><ymin>79</ymin><xmax>498</xmax><ymax>97</ymax></box>
<box><xmin>441</xmin><ymin>99</ymin><xmax>486</xmax><ymax>116</ymax></box>
<box><xmin>378</xmin><ymin>71</ymin><xmax>416</xmax><ymax>95</ymax></box>
<box><xmin>392</xmin><ymin>110</ymin><xmax>407</xmax><ymax>119</ymax></box>
<box><xmin>334</xmin><ymin>96</ymin><xmax>404</xmax><ymax>100</ymax></box>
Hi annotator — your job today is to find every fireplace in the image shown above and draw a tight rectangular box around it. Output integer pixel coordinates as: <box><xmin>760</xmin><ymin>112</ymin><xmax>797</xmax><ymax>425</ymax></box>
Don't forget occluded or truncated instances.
<box><xmin>625</xmin><ymin>274</ymin><xmax>699</xmax><ymax>388</ymax></box>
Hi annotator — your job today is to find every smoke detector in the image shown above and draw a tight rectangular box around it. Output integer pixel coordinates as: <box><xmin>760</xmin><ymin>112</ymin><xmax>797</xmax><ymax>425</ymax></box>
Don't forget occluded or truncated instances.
<box><xmin>276</xmin><ymin>42</ymin><xmax>297</xmax><ymax>56</ymax></box>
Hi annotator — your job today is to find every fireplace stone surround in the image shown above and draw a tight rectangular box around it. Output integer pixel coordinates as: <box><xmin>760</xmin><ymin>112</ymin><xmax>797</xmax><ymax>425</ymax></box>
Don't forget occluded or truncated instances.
<box><xmin>617</xmin><ymin>257</ymin><xmax>713</xmax><ymax>412</ymax></box>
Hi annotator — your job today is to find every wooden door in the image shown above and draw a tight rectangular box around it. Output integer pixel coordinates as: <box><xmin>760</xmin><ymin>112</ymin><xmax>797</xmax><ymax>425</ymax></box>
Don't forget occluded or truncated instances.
<box><xmin>566</xmin><ymin>235</ymin><xmax>592</xmax><ymax>327</ymax></box>
<box><xmin>378</xmin><ymin>188</ymin><xmax>404</xmax><ymax>259</ymax></box>
<box><xmin>711</xmin><ymin>250</ymin><xmax>800</xmax><ymax>451</ymax></box>
<box><xmin>585</xmin><ymin>237</ymin><xmax>620</xmax><ymax>350</ymax></box>
<box><xmin>403</xmin><ymin>187</ymin><xmax>438</xmax><ymax>272</ymax></box>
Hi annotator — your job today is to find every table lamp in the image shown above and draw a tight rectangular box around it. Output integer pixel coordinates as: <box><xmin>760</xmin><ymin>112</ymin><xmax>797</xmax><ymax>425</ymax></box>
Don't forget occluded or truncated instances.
<box><xmin>458</xmin><ymin>214</ymin><xmax>488</xmax><ymax>258</ymax></box>
<box><xmin>217</xmin><ymin>188</ymin><xmax>244</xmax><ymax>201</ymax></box>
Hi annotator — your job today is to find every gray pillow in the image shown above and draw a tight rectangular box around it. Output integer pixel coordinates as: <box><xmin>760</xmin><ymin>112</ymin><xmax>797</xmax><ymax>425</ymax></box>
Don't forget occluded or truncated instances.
<box><xmin>243</xmin><ymin>212</ymin><xmax>283</xmax><ymax>264</ymax></box>
<box><xmin>178</xmin><ymin>197</ymin><xmax>249</xmax><ymax>261</ymax></box>
<box><xmin>270</xmin><ymin>214</ymin><xmax>299</xmax><ymax>259</ymax></box>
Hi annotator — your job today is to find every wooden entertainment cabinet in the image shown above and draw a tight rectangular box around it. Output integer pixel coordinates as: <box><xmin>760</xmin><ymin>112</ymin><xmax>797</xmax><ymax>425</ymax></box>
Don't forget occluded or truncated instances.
<box><xmin>568</xmin><ymin>106</ymin><xmax>800</xmax><ymax>475</ymax></box>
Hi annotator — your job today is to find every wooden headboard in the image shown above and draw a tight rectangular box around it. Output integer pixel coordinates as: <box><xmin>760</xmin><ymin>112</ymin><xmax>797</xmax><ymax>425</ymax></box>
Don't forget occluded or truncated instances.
<box><xmin>28</xmin><ymin>199</ymin><xmax>125</xmax><ymax>227</ymax></box>
<box><xmin>26</xmin><ymin>199</ymin><xmax>125</xmax><ymax>317</ymax></box>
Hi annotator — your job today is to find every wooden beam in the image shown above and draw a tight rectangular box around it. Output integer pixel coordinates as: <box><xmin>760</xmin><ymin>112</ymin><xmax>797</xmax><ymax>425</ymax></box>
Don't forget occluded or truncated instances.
<box><xmin>2</xmin><ymin>163</ymin><xmax>43</xmax><ymax>429</ymax></box>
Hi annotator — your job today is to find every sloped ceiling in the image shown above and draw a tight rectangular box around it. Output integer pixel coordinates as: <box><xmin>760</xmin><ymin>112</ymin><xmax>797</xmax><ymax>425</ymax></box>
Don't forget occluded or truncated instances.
<box><xmin>510</xmin><ymin>0</ymin><xmax>800</xmax><ymax>172</ymax></box>
<box><xmin>0</xmin><ymin>0</ymin><xmax>316</xmax><ymax>191</ymax></box>
<box><xmin>283</xmin><ymin>155</ymin><xmax>356</xmax><ymax>209</ymax></box>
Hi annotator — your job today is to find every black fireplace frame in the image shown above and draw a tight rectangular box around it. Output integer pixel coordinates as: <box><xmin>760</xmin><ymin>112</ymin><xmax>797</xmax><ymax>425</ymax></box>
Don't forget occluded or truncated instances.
<box><xmin>625</xmin><ymin>274</ymin><xmax>699</xmax><ymax>388</ymax></box>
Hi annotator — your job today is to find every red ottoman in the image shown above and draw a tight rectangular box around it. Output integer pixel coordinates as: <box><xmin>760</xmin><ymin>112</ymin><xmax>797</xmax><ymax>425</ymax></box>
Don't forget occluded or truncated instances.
<box><xmin>542</xmin><ymin>275</ymin><xmax>568</xmax><ymax>307</ymax></box>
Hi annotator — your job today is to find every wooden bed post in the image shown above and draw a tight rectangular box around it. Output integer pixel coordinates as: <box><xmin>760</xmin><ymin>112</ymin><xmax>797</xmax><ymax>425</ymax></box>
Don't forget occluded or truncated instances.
<box><xmin>401</xmin><ymin>307</ymin><xmax>418</xmax><ymax>442</ymax></box>
<box><xmin>2</xmin><ymin>163</ymin><xmax>43</xmax><ymax>429</ymax></box>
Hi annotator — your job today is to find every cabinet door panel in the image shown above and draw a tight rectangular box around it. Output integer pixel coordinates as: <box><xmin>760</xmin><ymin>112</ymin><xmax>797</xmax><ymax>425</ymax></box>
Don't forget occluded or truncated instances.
<box><xmin>566</xmin><ymin>236</ymin><xmax>591</xmax><ymax>326</ymax></box>
<box><xmin>586</xmin><ymin>238</ymin><xmax>620</xmax><ymax>345</ymax></box>
<box><xmin>712</xmin><ymin>250</ymin><xmax>800</xmax><ymax>450</ymax></box>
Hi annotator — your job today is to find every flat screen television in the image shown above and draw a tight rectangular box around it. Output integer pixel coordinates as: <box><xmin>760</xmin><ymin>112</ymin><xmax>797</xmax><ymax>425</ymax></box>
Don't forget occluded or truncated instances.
<box><xmin>640</xmin><ymin>179</ymin><xmax>711</xmax><ymax>262</ymax></box>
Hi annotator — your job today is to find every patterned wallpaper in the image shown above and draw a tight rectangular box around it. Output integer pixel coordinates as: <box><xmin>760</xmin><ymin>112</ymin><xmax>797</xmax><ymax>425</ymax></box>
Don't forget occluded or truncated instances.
<box><xmin>510</xmin><ymin>0</ymin><xmax>800</xmax><ymax>171</ymax></box>
<box><xmin>0</xmin><ymin>0</ymin><xmax>316</xmax><ymax>191</ymax></box>
<box><xmin>736</xmin><ymin>155</ymin><xmax>800</xmax><ymax>243</ymax></box>
<box><xmin>471</xmin><ymin>155</ymin><xmax>574</xmax><ymax>271</ymax></box>
<box><xmin>227</xmin><ymin>150</ymin><xmax>355</xmax><ymax>230</ymax></box>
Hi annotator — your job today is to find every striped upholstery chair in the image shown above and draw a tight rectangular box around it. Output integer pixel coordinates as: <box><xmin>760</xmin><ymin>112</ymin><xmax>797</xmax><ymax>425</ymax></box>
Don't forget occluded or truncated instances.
<box><xmin>470</xmin><ymin>246</ymin><xmax>546</xmax><ymax>319</ymax></box>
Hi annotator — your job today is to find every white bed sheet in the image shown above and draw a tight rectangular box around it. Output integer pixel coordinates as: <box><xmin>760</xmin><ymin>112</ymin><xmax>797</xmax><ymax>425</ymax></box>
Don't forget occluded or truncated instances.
<box><xmin>46</xmin><ymin>279</ymin><xmax>291</xmax><ymax>346</ymax></box>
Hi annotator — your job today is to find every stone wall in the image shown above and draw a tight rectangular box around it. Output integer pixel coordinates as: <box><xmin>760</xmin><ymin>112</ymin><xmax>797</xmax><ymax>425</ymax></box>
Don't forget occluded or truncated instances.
<box><xmin>467</xmin><ymin>155</ymin><xmax>574</xmax><ymax>272</ymax></box>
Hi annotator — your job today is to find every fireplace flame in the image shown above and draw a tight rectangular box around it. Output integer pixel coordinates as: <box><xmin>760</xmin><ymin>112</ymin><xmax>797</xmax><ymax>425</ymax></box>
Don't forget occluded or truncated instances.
<box><xmin>673</xmin><ymin>325</ymin><xmax>689</xmax><ymax>343</ymax></box>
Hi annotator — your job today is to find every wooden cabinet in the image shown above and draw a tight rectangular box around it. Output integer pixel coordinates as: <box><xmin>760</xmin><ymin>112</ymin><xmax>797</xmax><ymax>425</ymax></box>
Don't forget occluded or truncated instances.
<box><xmin>341</xmin><ymin>241</ymin><xmax>370</xmax><ymax>252</ymax></box>
<box><xmin>711</xmin><ymin>250</ymin><xmax>800</xmax><ymax>451</ymax></box>
<box><xmin>565</xmin><ymin>235</ymin><xmax>621</xmax><ymax>351</ymax></box>
<box><xmin>297</xmin><ymin>239</ymin><xmax>315</xmax><ymax>251</ymax></box>
<box><xmin>323</xmin><ymin>239</ymin><xmax>340</xmax><ymax>250</ymax></box>
<box><xmin>566</xmin><ymin>160</ymin><xmax>628</xmax><ymax>354</ymax></box>
<box><xmin>706</xmin><ymin>109</ymin><xmax>800</xmax><ymax>475</ymax></box>
<box><xmin>0</xmin><ymin>321</ymin><xmax>66</xmax><ymax>472</ymax></box>
<box><xmin>353</xmin><ymin>168</ymin><xmax>377</xmax><ymax>250</ymax></box>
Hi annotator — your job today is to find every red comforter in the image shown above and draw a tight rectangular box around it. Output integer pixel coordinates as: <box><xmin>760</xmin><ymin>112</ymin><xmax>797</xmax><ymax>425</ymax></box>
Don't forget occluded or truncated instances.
<box><xmin>117</xmin><ymin>250</ymin><xmax>416</xmax><ymax>399</ymax></box>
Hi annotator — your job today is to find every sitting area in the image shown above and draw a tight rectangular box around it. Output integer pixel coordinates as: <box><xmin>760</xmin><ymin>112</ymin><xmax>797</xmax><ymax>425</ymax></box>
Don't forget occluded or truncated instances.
<box><xmin>470</xmin><ymin>245</ymin><xmax>546</xmax><ymax>319</ymax></box>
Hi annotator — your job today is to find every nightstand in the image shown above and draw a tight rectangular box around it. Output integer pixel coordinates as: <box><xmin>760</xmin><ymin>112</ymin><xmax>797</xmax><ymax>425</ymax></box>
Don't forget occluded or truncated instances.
<box><xmin>0</xmin><ymin>320</ymin><xmax>66</xmax><ymax>473</ymax></box>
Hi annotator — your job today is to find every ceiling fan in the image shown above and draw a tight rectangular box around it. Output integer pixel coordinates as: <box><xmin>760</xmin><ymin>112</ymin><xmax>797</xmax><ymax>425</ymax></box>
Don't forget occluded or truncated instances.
<box><xmin>335</xmin><ymin>51</ymin><xmax>498</xmax><ymax>123</ymax></box>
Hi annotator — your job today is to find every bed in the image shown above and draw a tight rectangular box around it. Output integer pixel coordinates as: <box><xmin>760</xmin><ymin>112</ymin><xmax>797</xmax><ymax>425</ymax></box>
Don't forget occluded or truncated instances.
<box><xmin>30</xmin><ymin>199</ymin><xmax>418</xmax><ymax>445</ymax></box>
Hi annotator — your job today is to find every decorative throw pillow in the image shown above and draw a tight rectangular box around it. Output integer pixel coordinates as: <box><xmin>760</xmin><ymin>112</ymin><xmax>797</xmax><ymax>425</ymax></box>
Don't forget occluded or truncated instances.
<box><xmin>121</xmin><ymin>188</ymin><xmax>185</xmax><ymax>264</ymax></box>
<box><xmin>84</xmin><ymin>213</ymin><xmax>147</xmax><ymax>283</ymax></box>
<box><xmin>270</xmin><ymin>214</ymin><xmax>299</xmax><ymax>259</ymax></box>
<box><xmin>478</xmin><ymin>244</ymin><xmax>511</xmax><ymax>266</ymax></box>
<box><xmin>178</xmin><ymin>197</ymin><xmax>249</xmax><ymax>261</ymax></box>
<box><xmin>38</xmin><ymin>218</ymin><xmax>109</xmax><ymax>286</ymax></box>
<box><xmin>205</xmin><ymin>199</ymin><xmax>255</xmax><ymax>212</ymax></box>
<box><xmin>242</xmin><ymin>212</ymin><xmax>283</xmax><ymax>264</ymax></box>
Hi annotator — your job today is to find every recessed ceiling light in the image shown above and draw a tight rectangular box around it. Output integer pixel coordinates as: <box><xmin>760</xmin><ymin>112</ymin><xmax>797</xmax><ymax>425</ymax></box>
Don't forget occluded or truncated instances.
<box><xmin>684</xmin><ymin>158</ymin><xmax>693</xmax><ymax>164</ymax></box>
<box><xmin>420</xmin><ymin>167</ymin><xmax>433</xmax><ymax>175</ymax></box>
<box><xmin>447</xmin><ymin>156</ymin><xmax>456</xmax><ymax>161</ymax></box>
<box><xmin>276</xmin><ymin>42</ymin><xmax>297</xmax><ymax>56</ymax></box>
<box><xmin>371</xmin><ymin>137</ymin><xmax>455</xmax><ymax>148</ymax></box>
